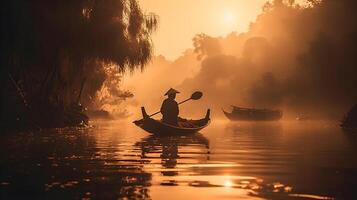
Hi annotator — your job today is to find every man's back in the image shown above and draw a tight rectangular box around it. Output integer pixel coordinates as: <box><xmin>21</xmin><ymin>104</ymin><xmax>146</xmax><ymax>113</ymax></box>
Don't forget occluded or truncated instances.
<box><xmin>160</xmin><ymin>98</ymin><xmax>179</xmax><ymax>125</ymax></box>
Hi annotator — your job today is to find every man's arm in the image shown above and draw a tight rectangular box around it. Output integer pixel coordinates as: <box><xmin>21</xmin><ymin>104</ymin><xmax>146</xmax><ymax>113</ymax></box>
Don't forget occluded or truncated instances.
<box><xmin>160</xmin><ymin>99</ymin><xmax>167</xmax><ymax>114</ymax></box>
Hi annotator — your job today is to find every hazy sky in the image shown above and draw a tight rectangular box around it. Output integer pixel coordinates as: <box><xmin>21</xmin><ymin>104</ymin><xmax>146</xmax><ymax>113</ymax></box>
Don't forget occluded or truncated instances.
<box><xmin>138</xmin><ymin>0</ymin><xmax>266</xmax><ymax>60</ymax></box>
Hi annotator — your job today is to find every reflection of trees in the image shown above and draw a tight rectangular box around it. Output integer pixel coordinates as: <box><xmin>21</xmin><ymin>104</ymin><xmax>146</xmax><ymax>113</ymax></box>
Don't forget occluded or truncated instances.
<box><xmin>136</xmin><ymin>134</ymin><xmax>210</xmax><ymax>170</ymax></box>
<box><xmin>0</xmin><ymin>128</ymin><xmax>155</xmax><ymax>199</ymax></box>
<box><xmin>342</xmin><ymin>129</ymin><xmax>357</xmax><ymax>149</ymax></box>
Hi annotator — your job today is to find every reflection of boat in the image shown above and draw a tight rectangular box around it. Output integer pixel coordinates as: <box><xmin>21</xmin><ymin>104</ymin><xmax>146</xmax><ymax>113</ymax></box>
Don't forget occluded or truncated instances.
<box><xmin>136</xmin><ymin>133</ymin><xmax>210</xmax><ymax>149</ymax></box>
<box><xmin>135</xmin><ymin>133</ymin><xmax>209</xmax><ymax>169</ymax></box>
<box><xmin>134</xmin><ymin>107</ymin><xmax>210</xmax><ymax>135</ymax></box>
<box><xmin>223</xmin><ymin>106</ymin><xmax>282</xmax><ymax>121</ymax></box>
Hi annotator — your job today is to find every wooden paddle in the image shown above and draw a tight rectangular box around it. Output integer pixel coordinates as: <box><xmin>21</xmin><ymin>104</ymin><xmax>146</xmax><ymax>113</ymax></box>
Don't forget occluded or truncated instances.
<box><xmin>133</xmin><ymin>91</ymin><xmax>203</xmax><ymax>123</ymax></box>
<box><xmin>148</xmin><ymin>91</ymin><xmax>202</xmax><ymax>117</ymax></box>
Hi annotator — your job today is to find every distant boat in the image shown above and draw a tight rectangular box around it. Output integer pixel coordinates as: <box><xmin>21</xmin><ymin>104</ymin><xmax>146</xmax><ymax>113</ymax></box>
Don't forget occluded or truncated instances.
<box><xmin>134</xmin><ymin>107</ymin><xmax>210</xmax><ymax>135</ymax></box>
<box><xmin>222</xmin><ymin>105</ymin><xmax>282</xmax><ymax>121</ymax></box>
<box><xmin>295</xmin><ymin>114</ymin><xmax>311</xmax><ymax>121</ymax></box>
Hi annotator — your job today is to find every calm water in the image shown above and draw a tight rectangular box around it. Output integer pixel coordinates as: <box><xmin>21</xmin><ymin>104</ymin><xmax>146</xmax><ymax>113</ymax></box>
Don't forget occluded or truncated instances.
<box><xmin>1</xmin><ymin>120</ymin><xmax>357</xmax><ymax>200</ymax></box>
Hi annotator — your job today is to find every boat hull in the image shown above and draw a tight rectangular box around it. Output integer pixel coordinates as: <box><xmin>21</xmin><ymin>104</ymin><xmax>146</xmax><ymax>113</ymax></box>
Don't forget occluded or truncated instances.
<box><xmin>223</xmin><ymin>106</ymin><xmax>282</xmax><ymax>121</ymax></box>
<box><xmin>134</xmin><ymin>107</ymin><xmax>210</xmax><ymax>135</ymax></box>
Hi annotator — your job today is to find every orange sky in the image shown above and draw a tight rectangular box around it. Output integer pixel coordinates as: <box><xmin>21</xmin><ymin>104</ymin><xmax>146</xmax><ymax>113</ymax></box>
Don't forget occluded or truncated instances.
<box><xmin>139</xmin><ymin>0</ymin><xmax>267</xmax><ymax>60</ymax></box>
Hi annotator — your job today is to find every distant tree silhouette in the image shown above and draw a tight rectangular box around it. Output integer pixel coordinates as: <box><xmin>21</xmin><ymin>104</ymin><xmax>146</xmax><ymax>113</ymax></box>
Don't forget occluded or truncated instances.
<box><xmin>193</xmin><ymin>34</ymin><xmax>222</xmax><ymax>60</ymax></box>
<box><xmin>178</xmin><ymin>0</ymin><xmax>357</xmax><ymax>119</ymax></box>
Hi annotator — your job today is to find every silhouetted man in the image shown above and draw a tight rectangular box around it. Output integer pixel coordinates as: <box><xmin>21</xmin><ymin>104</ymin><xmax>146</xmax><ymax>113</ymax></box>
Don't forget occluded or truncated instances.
<box><xmin>160</xmin><ymin>88</ymin><xmax>179</xmax><ymax>125</ymax></box>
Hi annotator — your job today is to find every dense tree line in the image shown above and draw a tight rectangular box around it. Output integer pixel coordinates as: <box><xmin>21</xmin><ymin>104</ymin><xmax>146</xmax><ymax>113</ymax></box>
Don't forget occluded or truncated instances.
<box><xmin>1</xmin><ymin>0</ymin><xmax>157</xmax><ymax>129</ymax></box>
<box><xmin>180</xmin><ymin>0</ymin><xmax>357</xmax><ymax>118</ymax></box>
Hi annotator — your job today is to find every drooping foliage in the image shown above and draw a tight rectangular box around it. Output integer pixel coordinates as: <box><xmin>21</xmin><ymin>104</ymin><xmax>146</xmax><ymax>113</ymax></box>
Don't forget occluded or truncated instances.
<box><xmin>1</xmin><ymin>0</ymin><xmax>157</xmax><ymax>128</ymax></box>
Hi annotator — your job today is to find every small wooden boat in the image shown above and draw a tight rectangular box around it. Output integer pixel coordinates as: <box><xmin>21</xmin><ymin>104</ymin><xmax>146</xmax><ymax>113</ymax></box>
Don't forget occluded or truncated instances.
<box><xmin>223</xmin><ymin>105</ymin><xmax>282</xmax><ymax>121</ymax></box>
<box><xmin>134</xmin><ymin>107</ymin><xmax>210</xmax><ymax>135</ymax></box>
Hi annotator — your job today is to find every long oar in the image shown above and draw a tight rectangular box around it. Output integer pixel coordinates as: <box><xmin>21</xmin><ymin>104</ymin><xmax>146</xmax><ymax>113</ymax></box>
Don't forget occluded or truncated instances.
<box><xmin>133</xmin><ymin>91</ymin><xmax>203</xmax><ymax>124</ymax></box>
<box><xmin>148</xmin><ymin>91</ymin><xmax>202</xmax><ymax>117</ymax></box>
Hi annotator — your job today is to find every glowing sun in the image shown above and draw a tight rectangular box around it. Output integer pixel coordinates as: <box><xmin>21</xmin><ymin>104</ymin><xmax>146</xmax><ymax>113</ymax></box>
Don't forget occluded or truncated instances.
<box><xmin>222</xmin><ymin>10</ymin><xmax>235</xmax><ymax>25</ymax></box>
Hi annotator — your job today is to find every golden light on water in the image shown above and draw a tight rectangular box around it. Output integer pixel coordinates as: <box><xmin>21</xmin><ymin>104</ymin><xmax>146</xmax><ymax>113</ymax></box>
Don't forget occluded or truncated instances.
<box><xmin>222</xmin><ymin>175</ymin><xmax>234</xmax><ymax>187</ymax></box>
<box><xmin>223</xmin><ymin>179</ymin><xmax>233</xmax><ymax>187</ymax></box>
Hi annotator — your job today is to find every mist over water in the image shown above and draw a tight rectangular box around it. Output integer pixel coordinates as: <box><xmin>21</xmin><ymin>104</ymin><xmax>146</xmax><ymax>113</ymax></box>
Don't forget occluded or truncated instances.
<box><xmin>124</xmin><ymin>0</ymin><xmax>357</xmax><ymax>120</ymax></box>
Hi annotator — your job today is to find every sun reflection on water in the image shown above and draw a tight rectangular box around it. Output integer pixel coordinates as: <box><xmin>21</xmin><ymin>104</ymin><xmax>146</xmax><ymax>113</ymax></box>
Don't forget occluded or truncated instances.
<box><xmin>223</xmin><ymin>179</ymin><xmax>233</xmax><ymax>187</ymax></box>
<box><xmin>0</xmin><ymin>120</ymin><xmax>349</xmax><ymax>200</ymax></box>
